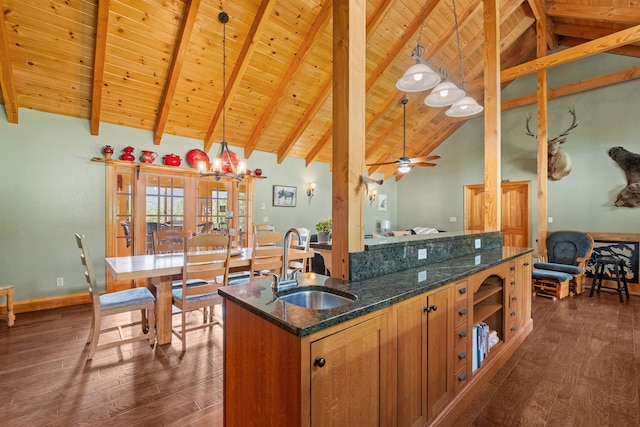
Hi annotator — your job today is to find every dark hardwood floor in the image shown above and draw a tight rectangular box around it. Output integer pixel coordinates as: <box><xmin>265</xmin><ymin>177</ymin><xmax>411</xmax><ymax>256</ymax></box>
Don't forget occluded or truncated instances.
<box><xmin>0</xmin><ymin>290</ymin><xmax>638</xmax><ymax>426</ymax></box>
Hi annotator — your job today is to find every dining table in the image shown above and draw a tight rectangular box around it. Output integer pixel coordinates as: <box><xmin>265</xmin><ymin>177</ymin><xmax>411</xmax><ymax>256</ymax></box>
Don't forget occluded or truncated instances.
<box><xmin>105</xmin><ymin>247</ymin><xmax>315</xmax><ymax>345</ymax></box>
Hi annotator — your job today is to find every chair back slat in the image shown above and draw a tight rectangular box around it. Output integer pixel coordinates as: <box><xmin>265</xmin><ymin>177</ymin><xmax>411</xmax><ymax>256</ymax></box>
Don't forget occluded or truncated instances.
<box><xmin>251</xmin><ymin>235</ymin><xmax>284</xmax><ymax>277</ymax></box>
<box><xmin>75</xmin><ymin>234</ymin><xmax>100</xmax><ymax>307</ymax></box>
<box><xmin>182</xmin><ymin>234</ymin><xmax>231</xmax><ymax>295</ymax></box>
<box><xmin>153</xmin><ymin>229</ymin><xmax>190</xmax><ymax>254</ymax></box>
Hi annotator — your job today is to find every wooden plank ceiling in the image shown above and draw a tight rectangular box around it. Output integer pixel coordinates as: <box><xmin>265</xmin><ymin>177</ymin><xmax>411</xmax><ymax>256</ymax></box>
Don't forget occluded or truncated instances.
<box><xmin>1</xmin><ymin>0</ymin><xmax>639</xmax><ymax>179</ymax></box>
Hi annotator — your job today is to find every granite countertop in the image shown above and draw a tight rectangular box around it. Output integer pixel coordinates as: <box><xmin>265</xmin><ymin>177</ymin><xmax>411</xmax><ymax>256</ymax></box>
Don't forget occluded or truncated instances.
<box><xmin>218</xmin><ymin>246</ymin><xmax>532</xmax><ymax>337</ymax></box>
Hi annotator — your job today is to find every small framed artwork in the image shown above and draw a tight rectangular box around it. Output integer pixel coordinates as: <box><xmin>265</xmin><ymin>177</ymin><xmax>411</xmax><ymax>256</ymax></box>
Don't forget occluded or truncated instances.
<box><xmin>378</xmin><ymin>194</ymin><xmax>387</xmax><ymax>211</ymax></box>
<box><xmin>273</xmin><ymin>185</ymin><xmax>297</xmax><ymax>207</ymax></box>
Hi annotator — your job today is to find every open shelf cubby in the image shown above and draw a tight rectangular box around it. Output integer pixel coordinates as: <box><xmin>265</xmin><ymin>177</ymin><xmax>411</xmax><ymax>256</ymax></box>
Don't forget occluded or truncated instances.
<box><xmin>473</xmin><ymin>273</ymin><xmax>504</xmax><ymax>345</ymax></box>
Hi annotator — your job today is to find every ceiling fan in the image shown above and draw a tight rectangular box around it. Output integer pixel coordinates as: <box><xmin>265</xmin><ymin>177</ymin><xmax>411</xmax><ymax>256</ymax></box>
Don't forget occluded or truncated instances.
<box><xmin>367</xmin><ymin>98</ymin><xmax>441</xmax><ymax>174</ymax></box>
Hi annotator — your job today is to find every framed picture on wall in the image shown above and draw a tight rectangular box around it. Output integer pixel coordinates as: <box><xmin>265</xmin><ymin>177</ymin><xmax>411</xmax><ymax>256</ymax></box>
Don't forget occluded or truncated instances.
<box><xmin>378</xmin><ymin>194</ymin><xmax>387</xmax><ymax>211</ymax></box>
<box><xmin>273</xmin><ymin>185</ymin><xmax>297</xmax><ymax>207</ymax></box>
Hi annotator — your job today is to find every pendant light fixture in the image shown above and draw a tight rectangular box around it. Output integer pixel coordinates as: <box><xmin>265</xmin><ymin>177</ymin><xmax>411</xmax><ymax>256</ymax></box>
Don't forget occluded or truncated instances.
<box><xmin>396</xmin><ymin>0</ymin><xmax>482</xmax><ymax>116</ymax></box>
<box><xmin>199</xmin><ymin>11</ymin><xmax>247</xmax><ymax>181</ymax></box>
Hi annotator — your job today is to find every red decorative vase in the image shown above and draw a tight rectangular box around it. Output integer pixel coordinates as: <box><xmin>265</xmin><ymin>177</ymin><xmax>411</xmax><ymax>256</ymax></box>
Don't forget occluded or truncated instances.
<box><xmin>120</xmin><ymin>146</ymin><xmax>135</xmax><ymax>162</ymax></box>
<box><xmin>163</xmin><ymin>154</ymin><xmax>181</xmax><ymax>166</ymax></box>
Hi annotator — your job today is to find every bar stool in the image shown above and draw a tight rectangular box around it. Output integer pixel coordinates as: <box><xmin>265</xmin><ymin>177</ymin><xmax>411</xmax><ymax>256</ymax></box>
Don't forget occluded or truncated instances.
<box><xmin>0</xmin><ymin>284</ymin><xmax>15</xmax><ymax>327</ymax></box>
<box><xmin>589</xmin><ymin>256</ymin><xmax>630</xmax><ymax>303</ymax></box>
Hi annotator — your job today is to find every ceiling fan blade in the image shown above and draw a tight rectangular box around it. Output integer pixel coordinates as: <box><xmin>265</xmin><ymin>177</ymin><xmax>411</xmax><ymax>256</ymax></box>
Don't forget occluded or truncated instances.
<box><xmin>410</xmin><ymin>162</ymin><xmax>438</xmax><ymax>167</ymax></box>
<box><xmin>366</xmin><ymin>160</ymin><xmax>399</xmax><ymax>166</ymax></box>
<box><xmin>409</xmin><ymin>155</ymin><xmax>441</xmax><ymax>163</ymax></box>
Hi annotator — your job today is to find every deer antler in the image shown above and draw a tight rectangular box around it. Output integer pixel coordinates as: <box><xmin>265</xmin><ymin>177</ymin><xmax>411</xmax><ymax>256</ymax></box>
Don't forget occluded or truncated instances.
<box><xmin>525</xmin><ymin>113</ymin><xmax>537</xmax><ymax>138</ymax></box>
<box><xmin>554</xmin><ymin>105</ymin><xmax>579</xmax><ymax>140</ymax></box>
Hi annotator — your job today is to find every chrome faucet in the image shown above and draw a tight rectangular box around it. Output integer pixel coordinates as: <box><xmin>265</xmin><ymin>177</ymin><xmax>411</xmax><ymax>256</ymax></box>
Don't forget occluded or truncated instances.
<box><xmin>282</xmin><ymin>227</ymin><xmax>302</xmax><ymax>281</ymax></box>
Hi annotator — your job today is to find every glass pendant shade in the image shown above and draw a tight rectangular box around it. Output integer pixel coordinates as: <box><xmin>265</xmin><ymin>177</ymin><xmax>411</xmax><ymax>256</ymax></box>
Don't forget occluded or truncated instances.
<box><xmin>396</xmin><ymin>62</ymin><xmax>441</xmax><ymax>92</ymax></box>
<box><xmin>397</xmin><ymin>164</ymin><xmax>412</xmax><ymax>174</ymax></box>
<box><xmin>445</xmin><ymin>96</ymin><xmax>484</xmax><ymax>117</ymax></box>
<box><xmin>424</xmin><ymin>81</ymin><xmax>466</xmax><ymax>107</ymax></box>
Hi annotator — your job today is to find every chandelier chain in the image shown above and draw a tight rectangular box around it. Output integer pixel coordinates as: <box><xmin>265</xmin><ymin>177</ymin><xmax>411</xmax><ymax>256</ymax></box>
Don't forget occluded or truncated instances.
<box><xmin>414</xmin><ymin>0</ymin><xmax>430</xmax><ymax>57</ymax></box>
<box><xmin>452</xmin><ymin>0</ymin><xmax>467</xmax><ymax>91</ymax></box>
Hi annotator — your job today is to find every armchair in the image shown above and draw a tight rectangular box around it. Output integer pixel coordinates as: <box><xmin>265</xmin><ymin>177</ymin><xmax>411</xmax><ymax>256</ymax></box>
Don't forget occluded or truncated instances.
<box><xmin>532</xmin><ymin>230</ymin><xmax>594</xmax><ymax>299</ymax></box>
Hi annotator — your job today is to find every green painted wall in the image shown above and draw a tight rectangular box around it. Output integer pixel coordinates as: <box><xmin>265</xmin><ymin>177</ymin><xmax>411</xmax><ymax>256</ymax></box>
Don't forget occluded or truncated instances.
<box><xmin>0</xmin><ymin>109</ymin><xmax>394</xmax><ymax>302</ymax></box>
<box><xmin>398</xmin><ymin>52</ymin><xmax>640</xmax><ymax>249</ymax></box>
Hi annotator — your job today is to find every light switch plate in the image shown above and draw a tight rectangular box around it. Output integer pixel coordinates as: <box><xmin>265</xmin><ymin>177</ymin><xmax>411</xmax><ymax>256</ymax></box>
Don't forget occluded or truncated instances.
<box><xmin>263</xmin><ymin>216</ymin><xmax>269</xmax><ymax>222</ymax></box>
<box><xmin>261</xmin><ymin>203</ymin><xmax>266</xmax><ymax>210</ymax></box>
<box><xmin>449</xmin><ymin>216</ymin><xmax>457</xmax><ymax>222</ymax></box>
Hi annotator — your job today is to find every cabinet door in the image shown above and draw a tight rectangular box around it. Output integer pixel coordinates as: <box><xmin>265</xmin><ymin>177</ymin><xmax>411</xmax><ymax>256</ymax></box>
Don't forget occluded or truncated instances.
<box><xmin>396</xmin><ymin>295</ymin><xmax>427</xmax><ymax>427</ymax></box>
<box><xmin>427</xmin><ymin>286</ymin><xmax>454</xmax><ymax>420</ymax></box>
<box><xmin>310</xmin><ymin>314</ymin><xmax>388</xmax><ymax>427</ymax></box>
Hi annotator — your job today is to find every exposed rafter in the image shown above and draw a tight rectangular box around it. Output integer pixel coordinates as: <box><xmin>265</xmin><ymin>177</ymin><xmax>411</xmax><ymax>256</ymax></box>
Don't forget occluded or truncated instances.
<box><xmin>90</xmin><ymin>0</ymin><xmax>110</xmax><ymax>135</ymax></box>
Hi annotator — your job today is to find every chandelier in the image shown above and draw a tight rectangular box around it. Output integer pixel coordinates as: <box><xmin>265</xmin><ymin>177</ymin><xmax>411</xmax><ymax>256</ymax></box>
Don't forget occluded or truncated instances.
<box><xmin>199</xmin><ymin>11</ymin><xmax>247</xmax><ymax>180</ymax></box>
<box><xmin>396</xmin><ymin>0</ymin><xmax>482</xmax><ymax>118</ymax></box>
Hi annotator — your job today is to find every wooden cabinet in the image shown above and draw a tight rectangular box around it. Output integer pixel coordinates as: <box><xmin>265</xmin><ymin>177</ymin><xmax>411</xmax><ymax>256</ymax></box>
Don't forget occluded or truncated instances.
<box><xmin>223</xmin><ymin>254</ymin><xmax>533</xmax><ymax>427</ymax></box>
<box><xmin>310</xmin><ymin>314</ymin><xmax>388</xmax><ymax>426</ymax></box>
<box><xmin>395</xmin><ymin>285</ymin><xmax>454</xmax><ymax>426</ymax></box>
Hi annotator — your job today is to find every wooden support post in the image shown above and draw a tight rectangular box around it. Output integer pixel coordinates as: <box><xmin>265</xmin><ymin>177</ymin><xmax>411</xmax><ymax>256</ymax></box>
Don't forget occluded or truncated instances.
<box><xmin>332</xmin><ymin>0</ymin><xmax>367</xmax><ymax>280</ymax></box>
<box><xmin>536</xmin><ymin>10</ymin><xmax>549</xmax><ymax>253</ymax></box>
<box><xmin>483</xmin><ymin>0</ymin><xmax>501</xmax><ymax>232</ymax></box>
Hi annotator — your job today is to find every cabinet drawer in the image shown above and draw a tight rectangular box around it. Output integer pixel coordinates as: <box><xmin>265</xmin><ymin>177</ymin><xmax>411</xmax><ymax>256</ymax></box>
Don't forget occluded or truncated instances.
<box><xmin>454</xmin><ymin>300</ymin><xmax>468</xmax><ymax>328</ymax></box>
<box><xmin>455</xmin><ymin>325</ymin><xmax>468</xmax><ymax>349</ymax></box>
<box><xmin>454</xmin><ymin>366</ymin><xmax>468</xmax><ymax>394</ymax></box>
<box><xmin>455</xmin><ymin>281</ymin><xmax>469</xmax><ymax>302</ymax></box>
<box><xmin>454</xmin><ymin>344</ymin><xmax>468</xmax><ymax>372</ymax></box>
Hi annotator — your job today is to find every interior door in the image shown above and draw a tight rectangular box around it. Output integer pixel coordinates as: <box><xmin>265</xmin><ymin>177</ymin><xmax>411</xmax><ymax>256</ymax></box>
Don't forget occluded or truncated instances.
<box><xmin>463</xmin><ymin>181</ymin><xmax>531</xmax><ymax>247</ymax></box>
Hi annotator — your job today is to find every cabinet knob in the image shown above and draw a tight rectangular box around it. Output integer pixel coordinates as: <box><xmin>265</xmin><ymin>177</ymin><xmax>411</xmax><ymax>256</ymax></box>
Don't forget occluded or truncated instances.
<box><xmin>458</xmin><ymin>373</ymin><xmax>467</xmax><ymax>381</ymax></box>
<box><xmin>459</xmin><ymin>288</ymin><xmax>467</xmax><ymax>295</ymax></box>
<box><xmin>458</xmin><ymin>352</ymin><xmax>466</xmax><ymax>359</ymax></box>
<box><xmin>510</xmin><ymin>266</ymin><xmax>516</xmax><ymax>271</ymax></box>
<box><xmin>458</xmin><ymin>308</ymin><xmax>467</xmax><ymax>316</ymax></box>
<box><xmin>424</xmin><ymin>305</ymin><xmax>438</xmax><ymax>313</ymax></box>
<box><xmin>511</xmin><ymin>311</ymin><xmax>516</xmax><ymax>316</ymax></box>
<box><xmin>511</xmin><ymin>281</ymin><xmax>516</xmax><ymax>285</ymax></box>
<box><xmin>511</xmin><ymin>326</ymin><xmax>516</xmax><ymax>332</ymax></box>
<box><xmin>315</xmin><ymin>357</ymin><xmax>326</xmax><ymax>368</ymax></box>
<box><xmin>524</xmin><ymin>262</ymin><xmax>530</xmax><ymax>266</ymax></box>
<box><xmin>512</xmin><ymin>296</ymin><xmax>518</xmax><ymax>301</ymax></box>
<box><xmin>459</xmin><ymin>330</ymin><xmax>467</xmax><ymax>338</ymax></box>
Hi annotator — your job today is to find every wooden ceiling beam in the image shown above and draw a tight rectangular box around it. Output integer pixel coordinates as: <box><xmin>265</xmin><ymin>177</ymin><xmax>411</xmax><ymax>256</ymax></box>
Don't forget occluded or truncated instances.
<box><xmin>0</xmin><ymin>0</ymin><xmax>18</xmax><ymax>123</ymax></box>
<box><xmin>546</xmin><ymin>5</ymin><xmax>640</xmax><ymax>25</ymax></box>
<box><xmin>558</xmin><ymin>36</ymin><xmax>640</xmax><ymax>57</ymax></box>
<box><xmin>277</xmin><ymin>79</ymin><xmax>332</xmax><ymax>163</ymax></box>
<box><xmin>242</xmin><ymin>0</ymin><xmax>332</xmax><ymax>158</ymax></box>
<box><xmin>204</xmin><ymin>0</ymin><xmax>278</xmax><ymax>152</ymax></box>
<box><xmin>153</xmin><ymin>0</ymin><xmax>201</xmax><ymax>146</ymax></box>
<box><xmin>501</xmin><ymin>24</ymin><xmax>640</xmax><ymax>82</ymax></box>
<box><xmin>305</xmin><ymin>126</ymin><xmax>332</xmax><ymax>166</ymax></box>
<box><xmin>90</xmin><ymin>0</ymin><xmax>110</xmax><ymax>135</ymax></box>
<box><xmin>526</xmin><ymin>0</ymin><xmax>557</xmax><ymax>50</ymax></box>
<box><xmin>502</xmin><ymin>65</ymin><xmax>640</xmax><ymax>110</ymax></box>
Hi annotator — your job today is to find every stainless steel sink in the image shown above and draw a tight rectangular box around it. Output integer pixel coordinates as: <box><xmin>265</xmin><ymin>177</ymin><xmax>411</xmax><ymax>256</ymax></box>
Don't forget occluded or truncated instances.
<box><xmin>276</xmin><ymin>286</ymin><xmax>357</xmax><ymax>310</ymax></box>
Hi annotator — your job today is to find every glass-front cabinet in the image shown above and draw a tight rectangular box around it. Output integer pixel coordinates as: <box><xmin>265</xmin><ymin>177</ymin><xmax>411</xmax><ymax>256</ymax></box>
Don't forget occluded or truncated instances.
<box><xmin>103</xmin><ymin>160</ymin><xmax>256</xmax><ymax>292</ymax></box>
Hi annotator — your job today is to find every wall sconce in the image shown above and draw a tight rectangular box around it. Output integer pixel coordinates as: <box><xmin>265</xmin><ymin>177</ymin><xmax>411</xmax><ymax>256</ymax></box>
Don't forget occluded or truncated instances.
<box><xmin>307</xmin><ymin>183</ymin><xmax>316</xmax><ymax>204</ymax></box>
<box><xmin>369</xmin><ymin>189</ymin><xmax>377</xmax><ymax>206</ymax></box>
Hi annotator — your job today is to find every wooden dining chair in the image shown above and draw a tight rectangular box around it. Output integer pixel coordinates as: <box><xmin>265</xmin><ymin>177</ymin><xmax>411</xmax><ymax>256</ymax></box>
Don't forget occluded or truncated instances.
<box><xmin>76</xmin><ymin>233</ymin><xmax>156</xmax><ymax>361</ymax></box>
<box><xmin>172</xmin><ymin>233</ymin><xmax>231</xmax><ymax>353</ymax></box>
<box><xmin>287</xmin><ymin>227</ymin><xmax>311</xmax><ymax>275</ymax></box>
<box><xmin>251</xmin><ymin>231</ymin><xmax>285</xmax><ymax>278</ymax></box>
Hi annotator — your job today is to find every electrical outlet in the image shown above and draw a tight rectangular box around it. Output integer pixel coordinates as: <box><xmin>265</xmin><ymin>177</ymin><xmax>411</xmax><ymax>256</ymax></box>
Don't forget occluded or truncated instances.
<box><xmin>475</xmin><ymin>239</ymin><xmax>481</xmax><ymax>249</ymax></box>
<box><xmin>418</xmin><ymin>248</ymin><xmax>427</xmax><ymax>260</ymax></box>
<box><xmin>449</xmin><ymin>216</ymin><xmax>457</xmax><ymax>222</ymax></box>
<box><xmin>418</xmin><ymin>270</ymin><xmax>427</xmax><ymax>282</ymax></box>
<box><xmin>475</xmin><ymin>255</ymin><xmax>481</xmax><ymax>265</ymax></box>
<box><xmin>263</xmin><ymin>216</ymin><xmax>269</xmax><ymax>222</ymax></box>
<box><xmin>56</xmin><ymin>277</ymin><xmax>64</xmax><ymax>287</ymax></box>
<box><xmin>548</xmin><ymin>216</ymin><xmax>553</xmax><ymax>223</ymax></box>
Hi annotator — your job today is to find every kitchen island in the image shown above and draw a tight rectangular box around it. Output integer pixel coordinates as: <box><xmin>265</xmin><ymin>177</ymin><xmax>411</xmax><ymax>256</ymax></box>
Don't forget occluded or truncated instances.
<box><xmin>219</xmin><ymin>243</ymin><xmax>533</xmax><ymax>426</ymax></box>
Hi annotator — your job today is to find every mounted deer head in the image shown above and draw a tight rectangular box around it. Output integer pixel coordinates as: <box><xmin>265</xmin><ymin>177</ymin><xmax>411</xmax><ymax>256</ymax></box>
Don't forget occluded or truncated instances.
<box><xmin>525</xmin><ymin>106</ymin><xmax>579</xmax><ymax>181</ymax></box>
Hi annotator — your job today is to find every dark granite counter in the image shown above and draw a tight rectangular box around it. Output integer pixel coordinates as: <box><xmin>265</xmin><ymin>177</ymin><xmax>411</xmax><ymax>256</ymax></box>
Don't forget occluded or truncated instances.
<box><xmin>218</xmin><ymin>246</ymin><xmax>532</xmax><ymax>337</ymax></box>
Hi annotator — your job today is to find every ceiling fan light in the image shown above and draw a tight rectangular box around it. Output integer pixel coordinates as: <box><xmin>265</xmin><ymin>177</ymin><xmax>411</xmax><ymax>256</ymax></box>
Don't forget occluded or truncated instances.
<box><xmin>445</xmin><ymin>96</ymin><xmax>484</xmax><ymax>118</ymax></box>
<box><xmin>396</xmin><ymin>62</ymin><xmax>441</xmax><ymax>92</ymax></box>
<box><xmin>397</xmin><ymin>164</ymin><xmax>412</xmax><ymax>174</ymax></box>
<box><xmin>424</xmin><ymin>81</ymin><xmax>466</xmax><ymax>107</ymax></box>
